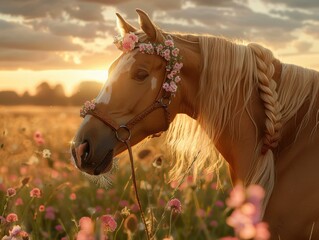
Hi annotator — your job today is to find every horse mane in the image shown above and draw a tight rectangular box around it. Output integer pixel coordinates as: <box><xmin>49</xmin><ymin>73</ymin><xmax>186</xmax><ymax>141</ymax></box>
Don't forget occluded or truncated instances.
<box><xmin>163</xmin><ymin>32</ymin><xmax>319</xmax><ymax>209</ymax></box>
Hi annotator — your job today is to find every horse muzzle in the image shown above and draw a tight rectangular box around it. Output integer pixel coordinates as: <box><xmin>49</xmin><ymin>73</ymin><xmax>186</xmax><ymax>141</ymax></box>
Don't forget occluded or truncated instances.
<box><xmin>71</xmin><ymin>116</ymin><xmax>117</xmax><ymax>175</ymax></box>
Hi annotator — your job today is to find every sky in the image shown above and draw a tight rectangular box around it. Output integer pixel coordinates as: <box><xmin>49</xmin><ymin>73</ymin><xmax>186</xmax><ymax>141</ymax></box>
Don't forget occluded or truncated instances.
<box><xmin>0</xmin><ymin>0</ymin><xmax>319</xmax><ymax>96</ymax></box>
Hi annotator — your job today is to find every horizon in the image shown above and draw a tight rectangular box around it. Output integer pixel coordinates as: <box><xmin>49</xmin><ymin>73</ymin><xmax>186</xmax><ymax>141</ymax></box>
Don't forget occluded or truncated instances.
<box><xmin>1</xmin><ymin>0</ymin><xmax>319</xmax><ymax>97</ymax></box>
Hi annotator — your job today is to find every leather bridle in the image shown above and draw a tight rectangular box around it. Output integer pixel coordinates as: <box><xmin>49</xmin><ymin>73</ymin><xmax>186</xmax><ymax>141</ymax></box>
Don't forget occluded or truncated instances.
<box><xmin>87</xmin><ymin>84</ymin><xmax>172</xmax><ymax>143</ymax></box>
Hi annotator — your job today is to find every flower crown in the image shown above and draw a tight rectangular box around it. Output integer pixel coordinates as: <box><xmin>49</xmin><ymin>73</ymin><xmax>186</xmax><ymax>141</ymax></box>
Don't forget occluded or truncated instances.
<box><xmin>114</xmin><ymin>32</ymin><xmax>183</xmax><ymax>93</ymax></box>
<box><xmin>80</xmin><ymin>99</ymin><xmax>96</xmax><ymax>118</ymax></box>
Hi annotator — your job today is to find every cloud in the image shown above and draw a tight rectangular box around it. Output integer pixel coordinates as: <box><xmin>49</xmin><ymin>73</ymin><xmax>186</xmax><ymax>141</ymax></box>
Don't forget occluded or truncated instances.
<box><xmin>0</xmin><ymin>0</ymin><xmax>318</xmax><ymax>71</ymax></box>
<box><xmin>0</xmin><ymin>20</ymin><xmax>82</xmax><ymax>51</ymax></box>
<box><xmin>27</xmin><ymin>19</ymin><xmax>112</xmax><ymax>40</ymax></box>
<box><xmin>155</xmin><ymin>4</ymin><xmax>301</xmax><ymax>48</ymax></box>
<box><xmin>261</xmin><ymin>0</ymin><xmax>319</xmax><ymax>8</ymax></box>
<box><xmin>293</xmin><ymin>41</ymin><xmax>313</xmax><ymax>53</ymax></box>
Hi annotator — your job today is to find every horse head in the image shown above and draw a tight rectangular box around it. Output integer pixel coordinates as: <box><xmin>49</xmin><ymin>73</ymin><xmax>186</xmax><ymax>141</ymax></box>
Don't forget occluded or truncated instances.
<box><xmin>71</xmin><ymin>9</ymin><xmax>189</xmax><ymax>175</ymax></box>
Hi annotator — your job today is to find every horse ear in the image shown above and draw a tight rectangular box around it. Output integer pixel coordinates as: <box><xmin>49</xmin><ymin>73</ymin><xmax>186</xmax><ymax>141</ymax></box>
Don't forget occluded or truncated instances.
<box><xmin>116</xmin><ymin>13</ymin><xmax>137</xmax><ymax>36</ymax></box>
<box><xmin>136</xmin><ymin>9</ymin><xmax>163</xmax><ymax>42</ymax></box>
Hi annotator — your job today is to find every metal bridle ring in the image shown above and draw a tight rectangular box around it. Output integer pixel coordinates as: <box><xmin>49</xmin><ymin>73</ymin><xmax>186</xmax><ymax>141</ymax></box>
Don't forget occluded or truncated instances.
<box><xmin>159</xmin><ymin>97</ymin><xmax>172</xmax><ymax>107</ymax></box>
<box><xmin>115</xmin><ymin>125</ymin><xmax>132</xmax><ymax>143</ymax></box>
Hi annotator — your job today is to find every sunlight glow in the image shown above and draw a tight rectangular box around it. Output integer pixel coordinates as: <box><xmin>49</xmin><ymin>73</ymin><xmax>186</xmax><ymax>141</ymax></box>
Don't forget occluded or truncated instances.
<box><xmin>0</xmin><ymin>70</ymin><xmax>108</xmax><ymax>96</ymax></box>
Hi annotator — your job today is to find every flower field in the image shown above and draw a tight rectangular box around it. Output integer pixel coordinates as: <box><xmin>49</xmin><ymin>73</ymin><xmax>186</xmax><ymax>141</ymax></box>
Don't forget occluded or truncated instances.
<box><xmin>0</xmin><ymin>106</ymin><xmax>268</xmax><ymax>240</ymax></box>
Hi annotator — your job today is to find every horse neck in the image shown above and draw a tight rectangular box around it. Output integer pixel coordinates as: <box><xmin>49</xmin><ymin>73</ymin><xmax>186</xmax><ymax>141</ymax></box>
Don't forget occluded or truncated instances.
<box><xmin>173</xmin><ymin>33</ymin><xmax>265</xmax><ymax>181</ymax></box>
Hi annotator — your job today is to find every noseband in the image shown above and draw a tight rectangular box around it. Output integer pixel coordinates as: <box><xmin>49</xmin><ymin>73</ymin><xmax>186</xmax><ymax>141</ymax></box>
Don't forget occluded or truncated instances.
<box><xmin>86</xmin><ymin>90</ymin><xmax>172</xmax><ymax>143</ymax></box>
<box><xmin>79</xmin><ymin>33</ymin><xmax>183</xmax><ymax>239</ymax></box>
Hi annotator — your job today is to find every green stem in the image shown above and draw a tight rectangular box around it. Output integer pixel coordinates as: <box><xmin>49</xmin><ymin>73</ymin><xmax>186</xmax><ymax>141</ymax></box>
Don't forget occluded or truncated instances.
<box><xmin>1</xmin><ymin>197</ymin><xmax>9</xmax><ymax>216</ymax></box>
<box><xmin>192</xmin><ymin>191</ymin><xmax>212</xmax><ymax>240</ymax></box>
<box><xmin>168</xmin><ymin>210</ymin><xmax>173</xmax><ymax>237</ymax></box>
<box><xmin>114</xmin><ymin>218</ymin><xmax>124</xmax><ymax>240</ymax></box>
<box><xmin>21</xmin><ymin>198</ymin><xmax>34</xmax><ymax>223</ymax></box>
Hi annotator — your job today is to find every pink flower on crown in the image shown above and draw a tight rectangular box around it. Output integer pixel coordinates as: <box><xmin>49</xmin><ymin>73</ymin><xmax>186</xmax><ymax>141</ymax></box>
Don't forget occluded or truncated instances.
<box><xmin>172</xmin><ymin>48</ymin><xmax>180</xmax><ymax>57</ymax></box>
<box><xmin>122</xmin><ymin>41</ymin><xmax>135</xmax><ymax>53</ymax></box>
<box><xmin>167</xmin><ymin>74</ymin><xmax>174</xmax><ymax>80</ymax></box>
<box><xmin>146</xmin><ymin>44</ymin><xmax>153</xmax><ymax>50</ymax></box>
<box><xmin>127</xmin><ymin>33</ymin><xmax>138</xmax><ymax>43</ymax></box>
<box><xmin>164</xmin><ymin>39</ymin><xmax>174</xmax><ymax>47</ymax></box>
<box><xmin>163</xmin><ymin>49</ymin><xmax>170</xmax><ymax>57</ymax></box>
<box><xmin>174</xmin><ymin>62</ymin><xmax>183</xmax><ymax>71</ymax></box>
<box><xmin>163</xmin><ymin>82</ymin><xmax>170</xmax><ymax>91</ymax></box>
<box><xmin>170</xmin><ymin>81</ymin><xmax>178</xmax><ymax>92</ymax></box>
<box><xmin>156</xmin><ymin>44</ymin><xmax>164</xmax><ymax>54</ymax></box>
<box><xmin>171</xmin><ymin>70</ymin><xmax>177</xmax><ymax>76</ymax></box>
<box><xmin>174</xmin><ymin>76</ymin><xmax>181</xmax><ymax>83</ymax></box>
<box><xmin>122</xmin><ymin>33</ymin><xmax>138</xmax><ymax>53</ymax></box>
<box><xmin>139</xmin><ymin>44</ymin><xmax>146</xmax><ymax>52</ymax></box>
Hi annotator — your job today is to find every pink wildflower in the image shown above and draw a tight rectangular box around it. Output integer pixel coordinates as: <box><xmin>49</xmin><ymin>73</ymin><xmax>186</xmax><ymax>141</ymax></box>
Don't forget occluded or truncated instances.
<box><xmin>196</xmin><ymin>208</ymin><xmax>206</xmax><ymax>218</ymax></box>
<box><xmin>215</xmin><ymin>200</ymin><xmax>225</xmax><ymax>208</ymax></box>
<box><xmin>255</xmin><ymin>222</ymin><xmax>271</xmax><ymax>240</ymax></box>
<box><xmin>30</xmin><ymin>188</ymin><xmax>42</xmax><ymax>198</ymax></box>
<box><xmin>20</xmin><ymin>231</ymin><xmax>29</xmax><ymax>238</ymax></box>
<box><xmin>6</xmin><ymin>188</ymin><xmax>16</xmax><ymax>197</ymax></box>
<box><xmin>220</xmin><ymin>237</ymin><xmax>239</xmax><ymax>240</ymax></box>
<box><xmin>79</xmin><ymin>217</ymin><xmax>94</xmax><ymax>234</ymax></box>
<box><xmin>6</xmin><ymin>213</ymin><xmax>18</xmax><ymax>222</ymax></box>
<box><xmin>163</xmin><ymin>236</ymin><xmax>174</xmax><ymax>240</ymax></box>
<box><xmin>39</xmin><ymin>205</ymin><xmax>45</xmax><ymax>212</ymax></box>
<box><xmin>167</xmin><ymin>198</ymin><xmax>182</xmax><ymax>213</ymax></box>
<box><xmin>246</xmin><ymin>184</ymin><xmax>265</xmax><ymax>204</ymax></box>
<box><xmin>55</xmin><ymin>224</ymin><xmax>64</xmax><ymax>232</ymax></box>
<box><xmin>15</xmin><ymin>198</ymin><xmax>23</xmax><ymax>206</ymax></box>
<box><xmin>210</xmin><ymin>220</ymin><xmax>218</xmax><ymax>227</ymax></box>
<box><xmin>9</xmin><ymin>225</ymin><xmax>21</xmax><ymax>236</ymax></box>
<box><xmin>45</xmin><ymin>206</ymin><xmax>56</xmax><ymax>220</ymax></box>
<box><xmin>33</xmin><ymin>131</ymin><xmax>45</xmax><ymax>145</ymax></box>
<box><xmin>226</xmin><ymin>183</ymin><xmax>245</xmax><ymax>208</ymax></box>
<box><xmin>69</xmin><ymin>193</ymin><xmax>77</xmax><ymax>200</ymax></box>
<box><xmin>100</xmin><ymin>214</ymin><xmax>117</xmax><ymax>232</ymax></box>
<box><xmin>226</xmin><ymin>183</ymin><xmax>271</xmax><ymax>240</ymax></box>
<box><xmin>0</xmin><ymin>216</ymin><xmax>6</xmax><ymax>224</ymax></box>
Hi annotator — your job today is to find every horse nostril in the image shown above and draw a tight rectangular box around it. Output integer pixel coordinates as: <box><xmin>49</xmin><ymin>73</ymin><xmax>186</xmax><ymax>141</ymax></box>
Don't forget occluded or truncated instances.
<box><xmin>73</xmin><ymin>140</ymin><xmax>91</xmax><ymax>168</ymax></box>
<box><xmin>79</xmin><ymin>140</ymin><xmax>90</xmax><ymax>163</ymax></box>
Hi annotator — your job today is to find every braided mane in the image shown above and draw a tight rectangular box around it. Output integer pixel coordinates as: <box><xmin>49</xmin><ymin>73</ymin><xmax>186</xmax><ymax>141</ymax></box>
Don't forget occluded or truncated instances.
<box><xmin>165</xmin><ymin>33</ymin><xmax>319</xmax><ymax>211</ymax></box>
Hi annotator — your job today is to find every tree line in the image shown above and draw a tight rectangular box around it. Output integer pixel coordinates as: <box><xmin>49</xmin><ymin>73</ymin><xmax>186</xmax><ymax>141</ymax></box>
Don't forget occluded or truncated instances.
<box><xmin>0</xmin><ymin>81</ymin><xmax>102</xmax><ymax>106</ymax></box>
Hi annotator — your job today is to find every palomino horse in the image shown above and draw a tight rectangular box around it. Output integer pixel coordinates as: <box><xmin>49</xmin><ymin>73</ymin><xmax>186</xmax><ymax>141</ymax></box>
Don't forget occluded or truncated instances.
<box><xmin>72</xmin><ymin>9</ymin><xmax>319</xmax><ymax>239</ymax></box>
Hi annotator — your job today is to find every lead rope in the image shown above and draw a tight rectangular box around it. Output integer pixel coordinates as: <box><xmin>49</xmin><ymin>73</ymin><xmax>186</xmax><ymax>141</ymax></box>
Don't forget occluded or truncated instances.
<box><xmin>124</xmin><ymin>140</ymin><xmax>151</xmax><ymax>240</ymax></box>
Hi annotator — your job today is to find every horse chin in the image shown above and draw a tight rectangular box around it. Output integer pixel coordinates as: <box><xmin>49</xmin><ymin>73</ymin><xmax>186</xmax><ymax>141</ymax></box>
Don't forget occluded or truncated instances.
<box><xmin>93</xmin><ymin>149</ymin><xmax>114</xmax><ymax>175</ymax></box>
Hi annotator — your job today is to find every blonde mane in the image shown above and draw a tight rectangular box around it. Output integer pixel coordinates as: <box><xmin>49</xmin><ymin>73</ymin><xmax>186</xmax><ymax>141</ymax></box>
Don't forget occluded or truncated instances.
<box><xmin>164</xmin><ymin>33</ymin><xmax>319</xmax><ymax>209</ymax></box>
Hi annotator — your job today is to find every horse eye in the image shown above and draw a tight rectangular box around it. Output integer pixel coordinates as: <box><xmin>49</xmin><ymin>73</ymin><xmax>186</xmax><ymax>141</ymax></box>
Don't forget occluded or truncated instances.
<box><xmin>135</xmin><ymin>70</ymin><xmax>149</xmax><ymax>81</ymax></box>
